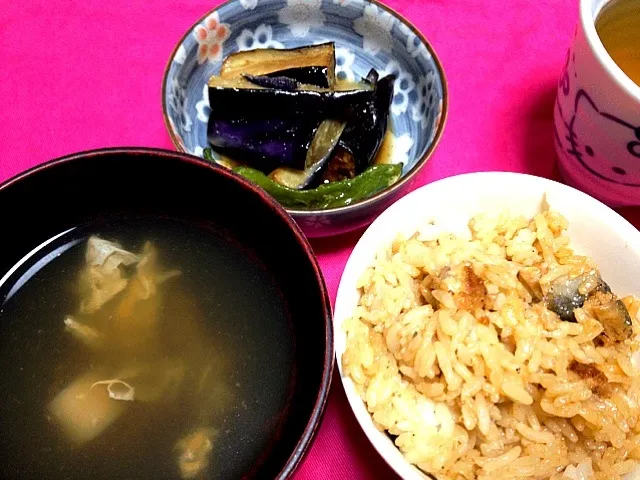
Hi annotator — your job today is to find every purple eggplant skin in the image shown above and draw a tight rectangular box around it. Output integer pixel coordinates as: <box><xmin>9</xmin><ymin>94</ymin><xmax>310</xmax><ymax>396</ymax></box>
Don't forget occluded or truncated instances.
<box><xmin>363</xmin><ymin>69</ymin><xmax>379</xmax><ymax>85</ymax></box>
<box><xmin>244</xmin><ymin>66</ymin><xmax>331</xmax><ymax>91</ymax></box>
<box><xmin>244</xmin><ymin>74</ymin><xmax>299</xmax><ymax>91</ymax></box>
<box><xmin>338</xmin><ymin>72</ymin><xmax>396</xmax><ymax>174</ymax></box>
<box><xmin>207</xmin><ymin>86</ymin><xmax>373</xmax><ymax>120</ymax></box>
<box><xmin>207</xmin><ymin>115</ymin><xmax>323</xmax><ymax>171</ymax></box>
<box><xmin>268</xmin><ymin>118</ymin><xmax>347</xmax><ymax>189</ymax></box>
<box><xmin>266</xmin><ymin>66</ymin><xmax>331</xmax><ymax>88</ymax></box>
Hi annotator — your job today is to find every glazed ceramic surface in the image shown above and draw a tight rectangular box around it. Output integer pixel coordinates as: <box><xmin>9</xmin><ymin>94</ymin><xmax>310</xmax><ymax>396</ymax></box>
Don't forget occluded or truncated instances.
<box><xmin>554</xmin><ymin>0</ymin><xmax>640</xmax><ymax>207</ymax></box>
<box><xmin>163</xmin><ymin>0</ymin><xmax>447</xmax><ymax>237</ymax></box>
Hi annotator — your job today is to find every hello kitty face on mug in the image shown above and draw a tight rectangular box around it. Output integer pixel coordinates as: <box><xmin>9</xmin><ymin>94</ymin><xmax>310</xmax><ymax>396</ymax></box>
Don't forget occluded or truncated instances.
<box><xmin>556</xmin><ymin>88</ymin><xmax>640</xmax><ymax>186</ymax></box>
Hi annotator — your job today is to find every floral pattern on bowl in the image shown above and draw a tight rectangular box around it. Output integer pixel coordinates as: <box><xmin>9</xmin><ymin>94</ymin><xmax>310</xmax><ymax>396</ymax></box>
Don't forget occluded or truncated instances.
<box><xmin>162</xmin><ymin>0</ymin><xmax>447</xmax><ymax>237</ymax></box>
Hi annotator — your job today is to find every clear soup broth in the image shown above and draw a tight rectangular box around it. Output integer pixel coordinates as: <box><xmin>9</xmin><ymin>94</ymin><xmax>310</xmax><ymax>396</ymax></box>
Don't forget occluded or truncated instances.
<box><xmin>0</xmin><ymin>218</ymin><xmax>294</xmax><ymax>480</ymax></box>
<box><xmin>596</xmin><ymin>0</ymin><xmax>640</xmax><ymax>86</ymax></box>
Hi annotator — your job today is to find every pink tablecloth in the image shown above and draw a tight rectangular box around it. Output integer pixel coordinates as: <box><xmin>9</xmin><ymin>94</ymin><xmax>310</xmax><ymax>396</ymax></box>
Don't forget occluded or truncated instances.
<box><xmin>2</xmin><ymin>1</ymin><xmax>640</xmax><ymax>478</ymax></box>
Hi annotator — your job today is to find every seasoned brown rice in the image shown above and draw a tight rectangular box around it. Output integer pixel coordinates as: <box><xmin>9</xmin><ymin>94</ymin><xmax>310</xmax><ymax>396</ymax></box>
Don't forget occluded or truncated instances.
<box><xmin>342</xmin><ymin>210</ymin><xmax>640</xmax><ymax>480</ymax></box>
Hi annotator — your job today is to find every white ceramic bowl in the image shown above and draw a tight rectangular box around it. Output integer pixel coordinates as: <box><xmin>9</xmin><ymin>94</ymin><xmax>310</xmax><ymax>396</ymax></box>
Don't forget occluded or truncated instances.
<box><xmin>333</xmin><ymin>171</ymin><xmax>640</xmax><ymax>480</ymax></box>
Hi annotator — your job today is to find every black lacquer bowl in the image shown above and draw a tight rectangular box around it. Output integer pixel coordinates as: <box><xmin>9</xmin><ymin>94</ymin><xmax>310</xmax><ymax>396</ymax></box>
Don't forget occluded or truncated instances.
<box><xmin>0</xmin><ymin>148</ymin><xmax>333</xmax><ymax>480</ymax></box>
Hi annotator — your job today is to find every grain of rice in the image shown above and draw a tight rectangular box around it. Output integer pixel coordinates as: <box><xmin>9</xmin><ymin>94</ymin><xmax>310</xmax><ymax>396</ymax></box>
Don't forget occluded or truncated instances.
<box><xmin>516</xmin><ymin>421</ymin><xmax>556</xmax><ymax>443</ymax></box>
<box><xmin>477</xmin><ymin>446</ymin><xmax>522</xmax><ymax>472</ymax></box>
<box><xmin>558</xmin><ymin>419</ymin><xmax>580</xmax><ymax>443</ymax></box>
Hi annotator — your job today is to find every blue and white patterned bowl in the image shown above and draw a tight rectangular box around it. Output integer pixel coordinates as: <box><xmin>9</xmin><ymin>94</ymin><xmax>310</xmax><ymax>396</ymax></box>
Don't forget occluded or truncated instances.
<box><xmin>162</xmin><ymin>0</ymin><xmax>448</xmax><ymax>237</ymax></box>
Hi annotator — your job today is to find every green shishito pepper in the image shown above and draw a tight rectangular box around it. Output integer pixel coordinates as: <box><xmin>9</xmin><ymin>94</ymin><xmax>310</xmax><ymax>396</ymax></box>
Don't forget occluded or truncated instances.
<box><xmin>203</xmin><ymin>148</ymin><xmax>402</xmax><ymax>210</ymax></box>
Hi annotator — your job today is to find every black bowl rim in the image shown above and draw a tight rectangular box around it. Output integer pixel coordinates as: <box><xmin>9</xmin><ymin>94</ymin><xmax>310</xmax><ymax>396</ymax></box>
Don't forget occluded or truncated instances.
<box><xmin>0</xmin><ymin>146</ymin><xmax>334</xmax><ymax>479</ymax></box>
<box><xmin>160</xmin><ymin>0</ymin><xmax>449</xmax><ymax>217</ymax></box>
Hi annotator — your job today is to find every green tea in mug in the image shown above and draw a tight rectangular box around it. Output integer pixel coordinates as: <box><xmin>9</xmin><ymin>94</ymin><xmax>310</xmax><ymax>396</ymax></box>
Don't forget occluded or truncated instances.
<box><xmin>595</xmin><ymin>0</ymin><xmax>640</xmax><ymax>86</ymax></box>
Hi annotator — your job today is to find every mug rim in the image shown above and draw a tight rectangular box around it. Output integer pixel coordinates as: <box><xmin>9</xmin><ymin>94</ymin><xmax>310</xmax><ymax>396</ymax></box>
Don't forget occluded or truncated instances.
<box><xmin>580</xmin><ymin>0</ymin><xmax>640</xmax><ymax>101</ymax></box>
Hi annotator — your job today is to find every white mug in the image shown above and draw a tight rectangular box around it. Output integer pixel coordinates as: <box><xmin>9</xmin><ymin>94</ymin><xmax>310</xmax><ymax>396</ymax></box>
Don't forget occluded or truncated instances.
<box><xmin>554</xmin><ymin>0</ymin><xmax>640</xmax><ymax>206</ymax></box>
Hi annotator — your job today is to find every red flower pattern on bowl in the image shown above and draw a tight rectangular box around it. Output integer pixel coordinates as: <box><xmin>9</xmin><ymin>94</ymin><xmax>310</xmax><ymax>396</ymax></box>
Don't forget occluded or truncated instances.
<box><xmin>194</xmin><ymin>13</ymin><xmax>230</xmax><ymax>64</ymax></box>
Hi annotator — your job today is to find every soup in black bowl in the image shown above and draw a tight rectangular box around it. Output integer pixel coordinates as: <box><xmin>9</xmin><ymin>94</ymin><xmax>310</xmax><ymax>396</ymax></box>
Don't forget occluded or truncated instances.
<box><xmin>0</xmin><ymin>148</ymin><xmax>333</xmax><ymax>480</ymax></box>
